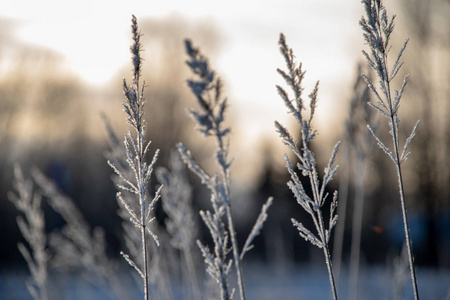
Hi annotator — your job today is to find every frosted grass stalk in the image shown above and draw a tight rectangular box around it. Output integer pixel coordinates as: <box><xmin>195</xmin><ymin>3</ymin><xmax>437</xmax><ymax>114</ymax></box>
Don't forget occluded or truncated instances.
<box><xmin>360</xmin><ymin>1</ymin><xmax>419</xmax><ymax>299</ymax></box>
<box><xmin>108</xmin><ymin>15</ymin><xmax>161</xmax><ymax>300</ymax></box>
<box><xmin>179</xmin><ymin>39</ymin><xmax>272</xmax><ymax>300</ymax></box>
<box><xmin>332</xmin><ymin>140</ymin><xmax>349</xmax><ymax>290</ymax></box>
<box><xmin>275</xmin><ymin>33</ymin><xmax>340</xmax><ymax>300</ymax></box>
<box><xmin>9</xmin><ymin>165</ymin><xmax>49</xmax><ymax>300</ymax></box>
<box><xmin>31</xmin><ymin>168</ymin><xmax>126</xmax><ymax>300</ymax></box>
<box><xmin>333</xmin><ymin>64</ymin><xmax>373</xmax><ymax>290</ymax></box>
<box><xmin>348</xmin><ymin>160</ymin><xmax>367</xmax><ymax>300</ymax></box>
<box><xmin>348</xmin><ymin>97</ymin><xmax>375</xmax><ymax>300</ymax></box>
<box><xmin>182</xmin><ymin>43</ymin><xmax>237</xmax><ymax>294</ymax></box>
<box><xmin>156</xmin><ymin>151</ymin><xmax>202</xmax><ymax>300</ymax></box>
<box><xmin>104</xmin><ymin>114</ymin><xmax>172</xmax><ymax>300</ymax></box>
<box><xmin>337</xmin><ymin>64</ymin><xmax>375</xmax><ymax>300</ymax></box>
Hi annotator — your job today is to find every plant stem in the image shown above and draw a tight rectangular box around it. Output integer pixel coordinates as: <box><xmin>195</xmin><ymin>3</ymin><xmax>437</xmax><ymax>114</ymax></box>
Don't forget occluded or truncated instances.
<box><xmin>384</xmin><ymin>56</ymin><xmax>419</xmax><ymax>299</ymax></box>
<box><xmin>140</xmin><ymin>139</ymin><xmax>149</xmax><ymax>300</ymax></box>
<box><xmin>142</xmin><ymin>223</ymin><xmax>149</xmax><ymax>300</ymax></box>
<box><xmin>136</xmin><ymin>75</ymin><xmax>149</xmax><ymax>300</ymax></box>
<box><xmin>349</xmin><ymin>162</ymin><xmax>367</xmax><ymax>300</ymax></box>
<box><xmin>220</xmin><ymin>145</ymin><xmax>246</xmax><ymax>300</ymax></box>
<box><xmin>392</xmin><ymin>135</ymin><xmax>419</xmax><ymax>300</ymax></box>
<box><xmin>214</xmin><ymin>108</ymin><xmax>246</xmax><ymax>300</ymax></box>
<box><xmin>318</xmin><ymin>210</ymin><xmax>338</xmax><ymax>300</ymax></box>
<box><xmin>332</xmin><ymin>146</ymin><xmax>350</xmax><ymax>289</ymax></box>
<box><xmin>182</xmin><ymin>246</ymin><xmax>202</xmax><ymax>300</ymax></box>
<box><xmin>226</xmin><ymin>205</ymin><xmax>246</xmax><ymax>300</ymax></box>
<box><xmin>323</xmin><ymin>245</ymin><xmax>338</xmax><ymax>300</ymax></box>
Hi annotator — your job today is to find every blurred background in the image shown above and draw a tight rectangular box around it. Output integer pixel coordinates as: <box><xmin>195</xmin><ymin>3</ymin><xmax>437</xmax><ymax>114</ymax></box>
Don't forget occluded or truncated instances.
<box><xmin>0</xmin><ymin>0</ymin><xmax>449</xmax><ymax>299</ymax></box>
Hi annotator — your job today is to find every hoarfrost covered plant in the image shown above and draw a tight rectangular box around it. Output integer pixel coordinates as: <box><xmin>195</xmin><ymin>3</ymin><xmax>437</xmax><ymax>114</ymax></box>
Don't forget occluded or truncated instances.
<box><xmin>156</xmin><ymin>151</ymin><xmax>201</xmax><ymax>300</ymax></box>
<box><xmin>332</xmin><ymin>64</ymin><xmax>374</xmax><ymax>293</ymax></box>
<box><xmin>107</xmin><ymin>15</ymin><xmax>162</xmax><ymax>300</ymax></box>
<box><xmin>31</xmin><ymin>168</ymin><xmax>125</xmax><ymax>300</ymax></box>
<box><xmin>275</xmin><ymin>33</ymin><xmax>340</xmax><ymax>300</ymax></box>
<box><xmin>9</xmin><ymin>166</ymin><xmax>49</xmax><ymax>300</ymax></box>
<box><xmin>360</xmin><ymin>0</ymin><xmax>420</xmax><ymax>299</ymax></box>
<box><xmin>105</xmin><ymin>114</ymin><xmax>172</xmax><ymax>300</ymax></box>
<box><xmin>177</xmin><ymin>39</ymin><xmax>272</xmax><ymax>300</ymax></box>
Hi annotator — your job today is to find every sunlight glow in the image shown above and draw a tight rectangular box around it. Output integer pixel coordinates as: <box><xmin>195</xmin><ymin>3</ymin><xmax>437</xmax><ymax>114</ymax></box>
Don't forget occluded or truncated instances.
<box><xmin>2</xmin><ymin>0</ymin><xmax>364</xmax><ymax>182</ymax></box>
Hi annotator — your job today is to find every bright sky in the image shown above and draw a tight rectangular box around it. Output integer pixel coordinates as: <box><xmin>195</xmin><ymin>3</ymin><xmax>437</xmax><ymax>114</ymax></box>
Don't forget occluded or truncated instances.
<box><xmin>1</xmin><ymin>0</ymin><xmax>367</xmax><ymax>183</ymax></box>
<box><xmin>3</xmin><ymin>1</ymin><xmax>364</xmax><ymax>83</ymax></box>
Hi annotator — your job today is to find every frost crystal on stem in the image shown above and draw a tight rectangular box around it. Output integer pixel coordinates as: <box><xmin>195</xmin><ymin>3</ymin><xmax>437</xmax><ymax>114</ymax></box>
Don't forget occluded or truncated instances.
<box><xmin>108</xmin><ymin>15</ymin><xmax>161</xmax><ymax>300</ymax></box>
<box><xmin>275</xmin><ymin>33</ymin><xmax>340</xmax><ymax>300</ymax></box>
<box><xmin>179</xmin><ymin>39</ymin><xmax>272</xmax><ymax>300</ymax></box>
<box><xmin>360</xmin><ymin>1</ymin><xmax>420</xmax><ymax>299</ymax></box>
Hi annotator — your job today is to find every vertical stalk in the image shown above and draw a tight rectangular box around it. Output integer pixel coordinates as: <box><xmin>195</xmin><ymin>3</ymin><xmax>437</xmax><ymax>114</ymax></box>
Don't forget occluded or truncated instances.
<box><xmin>323</xmin><ymin>245</ymin><xmax>338</xmax><ymax>300</ymax></box>
<box><xmin>182</xmin><ymin>246</ymin><xmax>202</xmax><ymax>300</ymax></box>
<box><xmin>384</xmin><ymin>61</ymin><xmax>419</xmax><ymax>300</ymax></box>
<box><xmin>224</xmin><ymin>160</ymin><xmax>246</xmax><ymax>300</ymax></box>
<box><xmin>137</xmin><ymin>75</ymin><xmax>150</xmax><ymax>300</ymax></box>
<box><xmin>276</xmin><ymin>33</ymin><xmax>340</xmax><ymax>300</ymax></box>
<box><xmin>226</xmin><ymin>205</ymin><xmax>246</xmax><ymax>300</ymax></box>
<box><xmin>183</xmin><ymin>40</ymin><xmax>249</xmax><ymax>300</ymax></box>
<box><xmin>215</xmin><ymin>118</ymin><xmax>246</xmax><ymax>300</ymax></box>
<box><xmin>318</xmin><ymin>210</ymin><xmax>338</xmax><ymax>300</ymax></box>
<box><xmin>349</xmin><ymin>162</ymin><xmax>367</xmax><ymax>300</ymax></box>
<box><xmin>393</xmin><ymin>140</ymin><xmax>419</xmax><ymax>300</ymax></box>
<box><xmin>112</xmin><ymin>15</ymin><xmax>161</xmax><ymax>300</ymax></box>
<box><xmin>220</xmin><ymin>268</ymin><xmax>231</xmax><ymax>300</ymax></box>
<box><xmin>140</xmin><ymin>151</ymin><xmax>150</xmax><ymax>300</ymax></box>
<box><xmin>142</xmin><ymin>223</ymin><xmax>149</xmax><ymax>300</ymax></box>
<box><xmin>332</xmin><ymin>146</ymin><xmax>350</xmax><ymax>288</ymax></box>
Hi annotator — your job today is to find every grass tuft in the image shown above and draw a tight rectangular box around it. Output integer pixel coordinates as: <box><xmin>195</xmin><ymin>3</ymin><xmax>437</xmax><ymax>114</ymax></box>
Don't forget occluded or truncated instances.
<box><xmin>275</xmin><ymin>33</ymin><xmax>340</xmax><ymax>300</ymax></box>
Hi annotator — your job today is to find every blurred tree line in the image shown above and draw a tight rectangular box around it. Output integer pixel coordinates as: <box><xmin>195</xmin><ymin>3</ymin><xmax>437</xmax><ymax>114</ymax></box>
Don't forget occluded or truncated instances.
<box><xmin>0</xmin><ymin>0</ymin><xmax>449</xmax><ymax>275</ymax></box>
<box><xmin>397</xmin><ymin>0</ymin><xmax>450</xmax><ymax>266</ymax></box>
<box><xmin>0</xmin><ymin>15</ymin><xmax>223</xmax><ymax>268</ymax></box>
